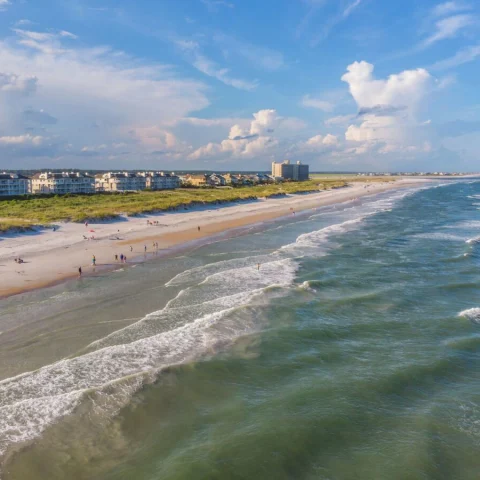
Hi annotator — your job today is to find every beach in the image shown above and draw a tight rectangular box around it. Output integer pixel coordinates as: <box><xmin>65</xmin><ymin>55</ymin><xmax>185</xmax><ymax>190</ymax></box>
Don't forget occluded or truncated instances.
<box><xmin>0</xmin><ymin>179</ymin><xmax>423</xmax><ymax>299</ymax></box>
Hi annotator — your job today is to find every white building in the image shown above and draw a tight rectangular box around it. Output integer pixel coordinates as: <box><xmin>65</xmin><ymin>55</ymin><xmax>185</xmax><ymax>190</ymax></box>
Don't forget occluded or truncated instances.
<box><xmin>95</xmin><ymin>172</ymin><xmax>147</xmax><ymax>192</ymax></box>
<box><xmin>139</xmin><ymin>172</ymin><xmax>181</xmax><ymax>190</ymax></box>
<box><xmin>0</xmin><ymin>173</ymin><xmax>30</xmax><ymax>196</ymax></box>
<box><xmin>31</xmin><ymin>172</ymin><xmax>95</xmax><ymax>194</ymax></box>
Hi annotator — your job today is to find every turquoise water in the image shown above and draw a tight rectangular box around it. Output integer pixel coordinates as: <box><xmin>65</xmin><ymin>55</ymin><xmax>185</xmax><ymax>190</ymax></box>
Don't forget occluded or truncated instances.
<box><xmin>1</xmin><ymin>181</ymin><xmax>479</xmax><ymax>479</ymax></box>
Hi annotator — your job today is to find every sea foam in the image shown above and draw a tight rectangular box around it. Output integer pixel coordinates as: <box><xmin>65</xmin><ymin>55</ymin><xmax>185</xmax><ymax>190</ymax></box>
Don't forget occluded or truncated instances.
<box><xmin>458</xmin><ymin>308</ymin><xmax>480</xmax><ymax>324</ymax></box>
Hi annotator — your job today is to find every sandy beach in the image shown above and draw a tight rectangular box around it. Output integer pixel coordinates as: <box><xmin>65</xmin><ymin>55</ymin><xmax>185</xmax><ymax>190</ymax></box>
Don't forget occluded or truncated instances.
<box><xmin>0</xmin><ymin>179</ymin><xmax>427</xmax><ymax>298</ymax></box>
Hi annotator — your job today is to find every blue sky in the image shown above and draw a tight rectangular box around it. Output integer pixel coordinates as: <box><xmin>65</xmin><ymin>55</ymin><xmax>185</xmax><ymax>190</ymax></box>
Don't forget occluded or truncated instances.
<box><xmin>0</xmin><ymin>0</ymin><xmax>479</xmax><ymax>171</ymax></box>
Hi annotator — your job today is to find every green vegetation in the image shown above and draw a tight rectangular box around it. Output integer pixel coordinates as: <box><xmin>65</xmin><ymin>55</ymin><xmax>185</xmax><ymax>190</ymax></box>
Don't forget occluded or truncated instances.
<box><xmin>0</xmin><ymin>179</ymin><xmax>350</xmax><ymax>232</ymax></box>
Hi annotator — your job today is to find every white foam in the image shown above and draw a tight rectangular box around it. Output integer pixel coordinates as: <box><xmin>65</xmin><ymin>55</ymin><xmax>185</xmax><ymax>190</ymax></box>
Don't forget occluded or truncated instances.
<box><xmin>299</xmin><ymin>281</ymin><xmax>317</xmax><ymax>293</ymax></box>
<box><xmin>0</xmin><ymin>256</ymin><xmax>297</xmax><ymax>460</ymax></box>
<box><xmin>413</xmin><ymin>232</ymin><xmax>465</xmax><ymax>242</ymax></box>
<box><xmin>458</xmin><ymin>308</ymin><xmax>480</xmax><ymax>324</ymax></box>
<box><xmin>466</xmin><ymin>236</ymin><xmax>480</xmax><ymax>244</ymax></box>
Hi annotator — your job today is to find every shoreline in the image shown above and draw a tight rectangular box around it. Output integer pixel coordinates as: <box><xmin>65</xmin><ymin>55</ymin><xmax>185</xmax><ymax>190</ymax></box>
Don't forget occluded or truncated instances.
<box><xmin>0</xmin><ymin>179</ymin><xmax>428</xmax><ymax>299</ymax></box>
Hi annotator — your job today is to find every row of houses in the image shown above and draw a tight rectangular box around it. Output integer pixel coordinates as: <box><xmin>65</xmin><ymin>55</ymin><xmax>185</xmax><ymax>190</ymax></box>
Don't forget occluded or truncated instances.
<box><xmin>183</xmin><ymin>172</ymin><xmax>279</xmax><ymax>187</ymax></box>
<box><xmin>0</xmin><ymin>171</ymin><xmax>181</xmax><ymax>196</ymax></box>
<box><xmin>1</xmin><ymin>161</ymin><xmax>310</xmax><ymax>196</ymax></box>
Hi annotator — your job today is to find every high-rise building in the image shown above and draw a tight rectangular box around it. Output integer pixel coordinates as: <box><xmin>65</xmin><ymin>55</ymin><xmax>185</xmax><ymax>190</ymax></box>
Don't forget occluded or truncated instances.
<box><xmin>271</xmin><ymin>160</ymin><xmax>309</xmax><ymax>181</ymax></box>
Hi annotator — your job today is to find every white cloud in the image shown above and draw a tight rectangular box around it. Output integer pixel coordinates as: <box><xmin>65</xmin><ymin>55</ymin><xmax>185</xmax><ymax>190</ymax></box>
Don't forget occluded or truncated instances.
<box><xmin>341</xmin><ymin>61</ymin><xmax>433</xmax><ymax>154</ymax></box>
<box><xmin>306</xmin><ymin>133</ymin><xmax>339</xmax><ymax>147</ymax></box>
<box><xmin>431</xmin><ymin>1</ymin><xmax>472</xmax><ymax>18</ymax></box>
<box><xmin>341</xmin><ymin>61</ymin><xmax>431</xmax><ymax>111</ymax></box>
<box><xmin>0</xmin><ymin>134</ymin><xmax>44</xmax><ymax>146</ymax></box>
<box><xmin>310</xmin><ymin>0</ymin><xmax>363</xmax><ymax>46</ymax></box>
<box><xmin>422</xmin><ymin>14</ymin><xmax>474</xmax><ymax>47</ymax></box>
<box><xmin>301</xmin><ymin>95</ymin><xmax>335</xmax><ymax>112</ymax></box>
<box><xmin>189</xmin><ymin>109</ymin><xmax>282</xmax><ymax>161</ymax></box>
<box><xmin>0</xmin><ymin>0</ymin><xmax>10</xmax><ymax>11</ymax></box>
<box><xmin>175</xmin><ymin>39</ymin><xmax>258</xmax><ymax>91</ymax></box>
<box><xmin>325</xmin><ymin>114</ymin><xmax>356</xmax><ymax>126</ymax></box>
<box><xmin>0</xmin><ymin>28</ymin><xmax>209</xmax><ymax>166</ymax></box>
<box><xmin>431</xmin><ymin>44</ymin><xmax>480</xmax><ymax>70</ymax></box>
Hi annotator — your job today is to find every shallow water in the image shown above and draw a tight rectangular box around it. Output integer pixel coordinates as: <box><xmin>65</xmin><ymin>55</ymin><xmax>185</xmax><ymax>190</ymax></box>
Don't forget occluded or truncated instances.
<box><xmin>1</xmin><ymin>180</ymin><xmax>479</xmax><ymax>479</ymax></box>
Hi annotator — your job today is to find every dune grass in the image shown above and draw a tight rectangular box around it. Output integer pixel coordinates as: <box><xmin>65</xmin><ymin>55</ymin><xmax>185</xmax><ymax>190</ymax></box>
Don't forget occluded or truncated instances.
<box><xmin>0</xmin><ymin>180</ymin><xmax>351</xmax><ymax>232</ymax></box>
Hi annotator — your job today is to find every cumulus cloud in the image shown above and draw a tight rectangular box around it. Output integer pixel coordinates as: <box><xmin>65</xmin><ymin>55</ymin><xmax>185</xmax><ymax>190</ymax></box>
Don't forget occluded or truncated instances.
<box><xmin>189</xmin><ymin>109</ymin><xmax>282</xmax><ymax>161</ymax></box>
<box><xmin>341</xmin><ymin>61</ymin><xmax>431</xmax><ymax>111</ymax></box>
<box><xmin>341</xmin><ymin>61</ymin><xmax>433</xmax><ymax>154</ymax></box>
<box><xmin>306</xmin><ymin>133</ymin><xmax>339</xmax><ymax>147</ymax></box>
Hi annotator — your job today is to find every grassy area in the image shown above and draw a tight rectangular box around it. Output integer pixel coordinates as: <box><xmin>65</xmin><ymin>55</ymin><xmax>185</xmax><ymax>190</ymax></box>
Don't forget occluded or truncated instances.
<box><xmin>0</xmin><ymin>179</ymin><xmax>349</xmax><ymax>232</ymax></box>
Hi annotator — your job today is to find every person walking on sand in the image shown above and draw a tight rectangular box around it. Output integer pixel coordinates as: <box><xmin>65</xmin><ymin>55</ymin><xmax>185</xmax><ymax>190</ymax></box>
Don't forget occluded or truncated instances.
<box><xmin>115</xmin><ymin>254</ymin><xmax>118</xmax><ymax>261</ymax></box>
<box><xmin>144</xmin><ymin>245</ymin><xmax>147</xmax><ymax>253</ymax></box>
<box><xmin>92</xmin><ymin>255</ymin><xmax>96</xmax><ymax>266</ymax></box>
<box><xmin>198</xmin><ymin>226</ymin><xmax>201</xmax><ymax>232</ymax></box>
<box><xmin>130</xmin><ymin>245</ymin><xmax>133</xmax><ymax>252</ymax></box>
<box><xmin>78</xmin><ymin>266</ymin><xmax>82</xmax><ymax>277</ymax></box>
<box><xmin>120</xmin><ymin>253</ymin><xmax>124</xmax><ymax>262</ymax></box>
<box><xmin>85</xmin><ymin>221</ymin><xmax>88</xmax><ymax>228</ymax></box>
<box><xmin>124</xmin><ymin>255</ymin><xmax>127</xmax><ymax>263</ymax></box>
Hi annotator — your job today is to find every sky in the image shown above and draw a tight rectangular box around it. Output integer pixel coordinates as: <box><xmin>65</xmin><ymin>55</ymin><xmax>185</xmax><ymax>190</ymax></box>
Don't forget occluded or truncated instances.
<box><xmin>0</xmin><ymin>0</ymin><xmax>479</xmax><ymax>172</ymax></box>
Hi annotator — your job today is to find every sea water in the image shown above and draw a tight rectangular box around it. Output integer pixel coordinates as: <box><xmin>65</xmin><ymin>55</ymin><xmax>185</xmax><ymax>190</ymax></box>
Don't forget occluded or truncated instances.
<box><xmin>0</xmin><ymin>180</ymin><xmax>479</xmax><ymax>479</ymax></box>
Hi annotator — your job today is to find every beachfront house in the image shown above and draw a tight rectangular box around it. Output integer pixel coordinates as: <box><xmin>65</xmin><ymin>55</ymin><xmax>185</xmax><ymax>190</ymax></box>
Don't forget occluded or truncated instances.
<box><xmin>0</xmin><ymin>172</ymin><xmax>30</xmax><ymax>196</ymax></box>
<box><xmin>139</xmin><ymin>172</ymin><xmax>181</xmax><ymax>190</ymax></box>
<box><xmin>206</xmin><ymin>173</ymin><xmax>227</xmax><ymax>186</ymax></box>
<box><xmin>31</xmin><ymin>172</ymin><xmax>95</xmax><ymax>194</ymax></box>
<box><xmin>184</xmin><ymin>174</ymin><xmax>207</xmax><ymax>187</ymax></box>
<box><xmin>95</xmin><ymin>172</ymin><xmax>147</xmax><ymax>192</ymax></box>
<box><xmin>224</xmin><ymin>173</ymin><xmax>241</xmax><ymax>185</ymax></box>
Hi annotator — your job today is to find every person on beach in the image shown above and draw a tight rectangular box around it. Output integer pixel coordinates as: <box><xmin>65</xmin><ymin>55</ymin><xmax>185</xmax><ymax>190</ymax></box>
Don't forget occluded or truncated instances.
<box><xmin>130</xmin><ymin>246</ymin><xmax>133</xmax><ymax>252</ymax></box>
<box><xmin>115</xmin><ymin>254</ymin><xmax>118</xmax><ymax>261</ymax></box>
<box><xmin>124</xmin><ymin>255</ymin><xmax>127</xmax><ymax>263</ymax></box>
<box><xmin>85</xmin><ymin>221</ymin><xmax>88</xmax><ymax>228</ymax></box>
<box><xmin>144</xmin><ymin>245</ymin><xmax>147</xmax><ymax>253</ymax></box>
<box><xmin>120</xmin><ymin>254</ymin><xmax>124</xmax><ymax>262</ymax></box>
<box><xmin>92</xmin><ymin>255</ymin><xmax>96</xmax><ymax>266</ymax></box>
<box><xmin>78</xmin><ymin>266</ymin><xmax>82</xmax><ymax>277</ymax></box>
<box><xmin>257</xmin><ymin>263</ymin><xmax>261</xmax><ymax>270</ymax></box>
<box><xmin>198</xmin><ymin>226</ymin><xmax>201</xmax><ymax>232</ymax></box>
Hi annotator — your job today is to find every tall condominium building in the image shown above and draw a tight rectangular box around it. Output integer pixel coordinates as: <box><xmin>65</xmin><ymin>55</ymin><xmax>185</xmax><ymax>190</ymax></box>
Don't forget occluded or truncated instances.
<box><xmin>0</xmin><ymin>173</ymin><xmax>30</xmax><ymax>196</ymax></box>
<box><xmin>95</xmin><ymin>172</ymin><xmax>147</xmax><ymax>192</ymax></box>
<box><xmin>271</xmin><ymin>160</ymin><xmax>309</xmax><ymax>181</ymax></box>
<box><xmin>31</xmin><ymin>172</ymin><xmax>95</xmax><ymax>194</ymax></box>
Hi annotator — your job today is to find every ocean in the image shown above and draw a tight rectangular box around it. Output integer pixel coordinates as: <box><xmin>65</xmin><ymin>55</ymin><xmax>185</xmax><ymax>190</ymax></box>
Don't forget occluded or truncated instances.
<box><xmin>0</xmin><ymin>179</ymin><xmax>479</xmax><ymax>479</ymax></box>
